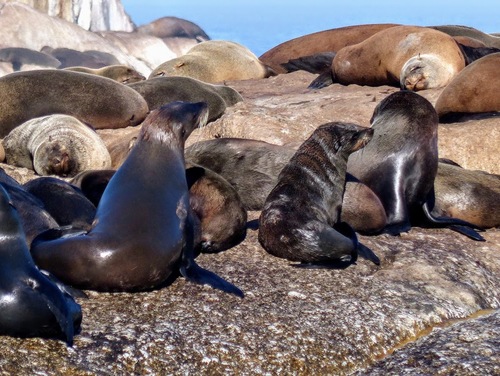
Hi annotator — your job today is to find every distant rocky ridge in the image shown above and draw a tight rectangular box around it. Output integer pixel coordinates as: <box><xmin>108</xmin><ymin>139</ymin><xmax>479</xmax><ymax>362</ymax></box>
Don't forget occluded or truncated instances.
<box><xmin>3</xmin><ymin>0</ymin><xmax>134</xmax><ymax>31</ymax></box>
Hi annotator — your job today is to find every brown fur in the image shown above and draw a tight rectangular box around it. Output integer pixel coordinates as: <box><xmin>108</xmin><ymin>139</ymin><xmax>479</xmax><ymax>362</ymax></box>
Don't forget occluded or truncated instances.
<box><xmin>64</xmin><ymin>65</ymin><xmax>145</xmax><ymax>84</ymax></box>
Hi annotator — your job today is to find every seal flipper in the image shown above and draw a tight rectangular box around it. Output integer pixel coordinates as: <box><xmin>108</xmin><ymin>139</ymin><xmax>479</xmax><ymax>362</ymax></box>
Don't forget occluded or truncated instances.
<box><xmin>281</xmin><ymin>52</ymin><xmax>336</xmax><ymax>74</ymax></box>
<box><xmin>357</xmin><ymin>243</ymin><xmax>380</xmax><ymax>265</ymax></box>
<box><xmin>308</xmin><ymin>70</ymin><xmax>334</xmax><ymax>89</ymax></box>
<box><xmin>179</xmin><ymin>214</ymin><xmax>244</xmax><ymax>298</ymax></box>
<box><xmin>421</xmin><ymin>201</ymin><xmax>485</xmax><ymax>241</ymax></box>
<box><xmin>40</xmin><ymin>269</ymin><xmax>88</xmax><ymax>299</ymax></box>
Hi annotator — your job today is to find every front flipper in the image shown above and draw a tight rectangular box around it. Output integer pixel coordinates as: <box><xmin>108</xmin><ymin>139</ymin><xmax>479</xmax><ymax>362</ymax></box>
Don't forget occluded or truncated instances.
<box><xmin>180</xmin><ymin>213</ymin><xmax>244</xmax><ymax>298</ymax></box>
<box><xmin>422</xmin><ymin>202</ymin><xmax>485</xmax><ymax>241</ymax></box>
<box><xmin>357</xmin><ymin>243</ymin><xmax>381</xmax><ymax>265</ymax></box>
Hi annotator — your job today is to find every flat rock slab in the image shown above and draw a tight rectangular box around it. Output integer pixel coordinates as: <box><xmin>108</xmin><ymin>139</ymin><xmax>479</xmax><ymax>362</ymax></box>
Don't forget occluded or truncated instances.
<box><xmin>0</xmin><ymin>211</ymin><xmax>498</xmax><ymax>375</ymax></box>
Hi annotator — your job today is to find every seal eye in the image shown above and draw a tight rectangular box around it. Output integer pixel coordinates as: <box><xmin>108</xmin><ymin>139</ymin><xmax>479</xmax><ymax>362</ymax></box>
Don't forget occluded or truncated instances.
<box><xmin>155</xmin><ymin>72</ymin><xmax>165</xmax><ymax>77</ymax></box>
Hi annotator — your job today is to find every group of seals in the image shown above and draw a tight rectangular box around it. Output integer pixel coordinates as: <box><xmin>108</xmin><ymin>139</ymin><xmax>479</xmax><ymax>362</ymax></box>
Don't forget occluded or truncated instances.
<box><xmin>30</xmin><ymin>101</ymin><xmax>242</xmax><ymax>297</ymax></box>
<box><xmin>0</xmin><ymin>183</ymin><xmax>82</xmax><ymax>345</ymax></box>
<box><xmin>2</xmin><ymin>114</ymin><xmax>111</xmax><ymax>177</ymax></box>
<box><xmin>258</xmin><ymin>122</ymin><xmax>376</xmax><ymax>266</ymax></box>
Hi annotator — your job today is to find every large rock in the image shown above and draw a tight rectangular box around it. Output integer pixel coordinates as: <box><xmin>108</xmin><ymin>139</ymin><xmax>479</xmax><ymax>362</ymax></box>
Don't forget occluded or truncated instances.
<box><xmin>3</xmin><ymin>0</ymin><xmax>134</xmax><ymax>32</ymax></box>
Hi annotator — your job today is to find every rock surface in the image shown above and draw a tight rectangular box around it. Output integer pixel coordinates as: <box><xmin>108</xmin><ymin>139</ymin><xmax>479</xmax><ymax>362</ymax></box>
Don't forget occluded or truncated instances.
<box><xmin>0</xmin><ymin>55</ymin><xmax>499</xmax><ymax>374</ymax></box>
<box><xmin>3</xmin><ymin>0</ymin><xmax>134</xmax><ymax>32</ymax></box>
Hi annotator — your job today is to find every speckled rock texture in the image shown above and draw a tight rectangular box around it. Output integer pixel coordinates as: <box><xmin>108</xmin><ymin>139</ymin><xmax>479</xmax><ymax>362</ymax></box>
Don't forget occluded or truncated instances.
<box><xmin>0</xmin><ymin>70</ymin><xmax>499</xmax><ymax>375</ymax></box>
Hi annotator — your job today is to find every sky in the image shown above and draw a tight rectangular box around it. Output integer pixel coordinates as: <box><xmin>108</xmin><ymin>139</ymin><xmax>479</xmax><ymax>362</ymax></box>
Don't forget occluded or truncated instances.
<box><xmin>121</xmin><ymin>1</ymin><xmax>499</xmax><ymax>56</ymax></box>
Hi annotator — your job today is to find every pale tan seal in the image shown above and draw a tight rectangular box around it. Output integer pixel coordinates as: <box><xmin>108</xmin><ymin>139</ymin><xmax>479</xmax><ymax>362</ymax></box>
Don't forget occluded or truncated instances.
<box><xmin>2</xmin><ymin>114</ymin><xmax>111</xmax><ymax>177</ymax></box>
<box><xmin>63</xmin><ymin>65</ymin><xmax>145</xmax><ymax>84</ymax></box>
<box><xmin>259</xmin><ymin>23</ymin><xmax>399</xmax><ymax>74</ymax></box>
<box><xmin>310</xmin><ymin>26</ymin><xmax>466</xmax><ymax>91</ymax></box>
<box><xmin>150</xmin><ymin>40</ymin><xmax>276</xmax><ymax>83</ymax></box>
<box><xmin>0</xmin><ymin>69</ymin><xmax>149</xmax><ymax>137</ymax></box>
<box><xmin>434</xmin><ymin>53</ymin><xmax>500</xmax><ymax>121</ymax></box>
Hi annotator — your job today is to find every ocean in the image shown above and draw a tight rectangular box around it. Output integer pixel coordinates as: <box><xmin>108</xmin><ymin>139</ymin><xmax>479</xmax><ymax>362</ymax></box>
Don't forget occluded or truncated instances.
<box><xmin>121</xmin><ymin>1</ymin><xmax>500</xmax><ymax>57</ymax></box>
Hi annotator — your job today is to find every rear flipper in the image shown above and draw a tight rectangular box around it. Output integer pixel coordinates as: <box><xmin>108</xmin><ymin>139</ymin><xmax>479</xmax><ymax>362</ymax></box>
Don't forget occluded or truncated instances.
<box><xmin>357</xmin><ymin>243</ymin><xmax>380</xmax><ymax>265</ymax></box>
<box><xmin>281</xmin><ymin>52</ymin><xmax>336</xmax><ymax>74</ymax></box>
<box><xmin>308</xmin><ymin>70</ymin><xmax>334</xmax><ymax>89</ymax></box>
<box><xmin>422</xmin><ymin>202</ymin><xmax>485</xmax><ymax>241</ymax></box>
<box><xmin>180</xmin><ymin>258</ymin><xmax>244</xmax><ymax>298</ymax></box>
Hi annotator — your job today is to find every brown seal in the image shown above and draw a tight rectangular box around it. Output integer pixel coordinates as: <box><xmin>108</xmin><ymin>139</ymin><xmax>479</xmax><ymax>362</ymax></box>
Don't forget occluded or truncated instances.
<box><xmin>0</xmin><ymin>183</ymin><xmax>82</xmax><ymax>345</ymax></box>
<box><xmin>0</xmin><ymin>69</ymin><xmax>149</xmax><ymax>137</ymax></box>
<box><xmin>258</xmin><ymin>122</ymin><xmax>377</xmax><ymax>267</ymax></box>
<box><xmin>0</xmin><ymin>47</ymin><xmax>61</xmax><ymax>71</ymax></box>
<box><xmin>431</xmin><ymin>159</ymin><xmax>500</xmax><ymax>229</ymax></box>
<box><xmin>30</xmin><ymin>101</ymin><xmax>242</xmax><ymax>296</ymax></box>
<box><xmin>150</xmin><ymin>40</ymin><xmax>276</xmax><ymax>83</ymax></box>
<box><xmin>137</xmin><ymin>16</ymin><xmax>210</xmax><ymax>42</ymax></box>
<box><xmin>2</xmin><ymin>114</ymin><xmax>112</xmax><ymax>177</ymax></box>
<box><xmin>434</xmin><ymin>52</ymin><xmax>500</xmax><ymax>122</ymax></box>
<box><xmin>429</xmin><ymin>25</ymin><xmax>500</xmax><ymax>49</ymax></box>
<box><xmin>347</xmin><ymin>91</ymin><xmax>483</xmax><ymax>240</ymax></box>
<box><xmin>185</xmin><ymin>137</ymin><xmax>387</xmax><ymax>234</ymax></box>
<box><xmin>41</xmin><ymin>46</ymin><xmax>120</xmax><ymax>68</ymax></box>
<box><xmin>128</xmin><ymin>76</ymin><xmax>243</xmax><ymax>123</ymax></box>
<box><xmin>259</xmin><ymin>23</ymin><xmax>399</xmax><ymax>74</ymax></box>
<box><xmin>309</xmin><ymin>26</ymin><xmax>466</xmax><ymax>91</ymax></box>
<box><xmin>64</xmin><ymin>65</ymin><xmax>146</xmax><ymax>84</ymax></box>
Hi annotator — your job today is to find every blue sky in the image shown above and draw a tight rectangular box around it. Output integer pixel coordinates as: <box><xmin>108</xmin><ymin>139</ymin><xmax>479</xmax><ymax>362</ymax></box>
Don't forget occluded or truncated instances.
<box><xmin>121</xmin><ymin>1</ymin><xmax>499</xmax><ymax>56</ymax></box>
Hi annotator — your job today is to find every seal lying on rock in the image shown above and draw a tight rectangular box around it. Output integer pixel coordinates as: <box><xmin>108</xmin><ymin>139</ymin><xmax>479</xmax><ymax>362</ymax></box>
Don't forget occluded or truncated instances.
<box><xmin>30</xmin><ymin>102</ymin><xmax>243</xmax><ymax>297</ymax></box>
<box><xmin>64</xmin><ymin>65</ymin><xmax>146</xmax><ymax>84</ymax></box>
<box><xmin>0</xmin><ymin>183</ymin><xmax>82</xmax><ymax>345</ymax></box>
<box><xmin>2</xmin><ymin>114</ymin><xmax>112</xmax><ymax>177</ymax></box>
<box><xmin>258</xmin><ymin>122</ymin><xmax>377</xmax><ymax>267</ymax></box>
<box><xmin>0</xmin><ymin>69</ymin><xmax>148</xmax><ymax>137</ymax></box>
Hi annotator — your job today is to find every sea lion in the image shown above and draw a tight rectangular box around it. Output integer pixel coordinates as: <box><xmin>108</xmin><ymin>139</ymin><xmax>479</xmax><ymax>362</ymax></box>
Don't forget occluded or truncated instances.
<box><xmin>2</xmin><ymin>114</ymin><xmax>112</xmax><ymax>177</ymax></box>
<box><xmin>346</xmin><ymin>91</ymin><xmax>483</xmax><ymax>240</ymax></box>
<box><xmin>434</xmin><ymin>53</ymin><xmax>500</xmax><ymax>122</ymax></box>
<box><xmin>258</xmin><ymin>122</ymin><xmax>376</xmax><ymax>267</ymax></box>
<box><xmin>431</xmin><ymin>159</ymin><xmax>500</xmax><ymax>229</ymax></box>
<box><xmin>259</xmin><ymin>23</ymin><xmax>399</xmax><ymax>74</ymax></box>
<box><xmin>0</xmin><ymin>47</ymin><xmax>61</xmax><ymax>71</ymax></box>
<box><xmin>429</xmin><ymin>25</ymin><xmax>500</xmax><ymax>49</ymax></box>
<box><xmin>64</xmin><ymin>65</ymin><xmax>145</xmax><ymax>84</ymax></box>
<box><xmin>309</xmin><ymin>26</ymin><xmax>466</xmax><ymax>91</ymax></box>
<box><xmin>30</xmin><ymin>102</ymin><xmax>242</xmax><ymax>296</ymax></box>
<box><xmin>185</xmin><ymin>137</ymin><xmax>387</xmax><ymax>234</ymax></box>
<box><xmin>0</xmin><ymin>70</ymin><xmax>149</xmax><ymax>137</ymax></box>
<box><xmin>137</xmin><ymin>16</ymin><xmax>210</xmax><ymax>42</ymax></box>
<box><xmin>70</xmin><ymin>165</ymin><xmax>248</xmax><ymax>254</ymax></box>
<box><xmin>0</xmin><ymin>183</ymin><xmax>82</xmax><ymax>345</ymax></box>
<box><xmin>41</xmin><ymin>46</ymin><xmax>120</xmax><ymax>69</ymax></box>
<box><xmin>150</xmin><ymin>40</ymin><xmax>276</xmax><ymax>83</ymax></box>
<box><xmin>128</xmin><ymin>76</ymin><xmax>243</xmax><ymax>123</ymax></box>
<box><xmin>23</xmin><ymin>177</ymin><xmax>96</xmax><ymax>231</ymax></box>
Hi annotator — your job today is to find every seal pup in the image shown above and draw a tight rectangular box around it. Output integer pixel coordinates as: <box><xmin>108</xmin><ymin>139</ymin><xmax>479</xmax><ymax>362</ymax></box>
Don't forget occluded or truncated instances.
<box><xmin>434</xmin><ymin>53</ymin><xmax>500</xmax><ymax>122</ymax></box>
<box><xmin>186</xmin><ymin>138</ymin><xmax>387</xmax><ymax>234</ymax></box>
<box><xmin>24</xmin><ymin>177</ymin><xmax>96</xmax><ymax>231</ymax></box>
<box><xmin>309</xmin><ymin>26</ymin><xmax>465</xmax><ymax>91</ymax></box>
<box><xmin>347</xmin><ymin>91</ymin><xmax>483</xmax><ymax>240</ymax></box>
<box><xmin>0</xmin><ymin>184</ymin><xmax>82</xmax><ymax>345</ymax></box>
<box><xmin>258</xmin><ymin>122</ymin><xmax>376</xmax><ymax>267</ymax></box>
<box><xmin>128</xmin><ymin>76</ymin><xmax>243</xmax><ymax>123</ymax></box>
<box><xmin>31</xmin><ymin>102</ymin><xmax>243</xmax><ymax>296</ymax></box>
<box><xmin>0</xmin><ymin>70</ymin><xmax>149</xmax><ymax>137</ymax></box>
<box><xmin>64</xmin><ymin>65</ymin><xmax>146</xmax><ymax>84</ymax></box>
<box><xmin>150</xmin><ymin>40</ymin><xmax>275</xmax><ymax>83</ymax></box>
<box><xmin>2</xmin><ymin>114</ymin><xmax>112</xmax><ymax>177</ymax></box>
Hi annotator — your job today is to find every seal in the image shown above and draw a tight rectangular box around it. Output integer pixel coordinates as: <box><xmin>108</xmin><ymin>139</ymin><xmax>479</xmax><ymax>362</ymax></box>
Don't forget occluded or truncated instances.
<box><xmin>429</xmin><ymin>25</ymin><xmax>500</xmax><ymax>49</ymax></box>
<box><xmin>0</xmin><ymin>183</ymin><xmax>82</xmax><ymax>345</ymax></box>
<box><xmin>0</xmin><ymin>169</ymin><xmax>59</xmax><ymax>245</ymax></box>
<box><xmin>0</xmin><ymin>47</ymin><xmax>61</xmax><ymax>71</ymax></box>
<box><xmin>185</xmin><ymin>137</ymin><xmax>387</xmax><ymax>234</ymax></box>
<box><xmin>64</xmin><ymin>65</ymin><xmax>146</xmax><ymax>84</ymax></box>
<box><xmin>128</xmin><ymin>76</ymin><xmax>243</xmax><ymax>123</ymax></box>
<box><xmin>309</xmin><ymin>26</ymin><xmax>466</xmax><ymax>91</ymax></box>
<box><xmin>2</xmin><ymin>114</ymin><xmax>112</xmax><ymax>177</ymax></box>
<box><xmin>70</xmin><ymin>165</ymin><xmax>248</xmax><ymax>254</ymax></box>
<box><xmin>150</xmin><ymin>40</ymin><xmax>276</xmax><ymax>83</ymax></box>
<box><xmin>259</xmin><ymin>23</ymin><xmax>399</xmax><ymax>74</ymax></box>
<box><xmin>258</xmin><ymin>122</ymin><xmax>377</xmax><ymax>267</ymax></box>
<box><xmin>23</xmin><ymin>177</ymin><xmax>96</xmax><ymax>231</ymax></box>
<box><xmin>0</xmin><ymin>70</ymin><xmax>148</xmax><ymax>137</ymax></box>
<box><xmin>137</xmin><ymin>16</ymin><xmax>210</xmax><ymax>41</ymax></box>
<box><xmin>431</xmin><ymin>159</ymin><xmax>500</xmax><ymax>229</ymax></box>
<box><xmin>346</xmin><ymin>91</ymin><xmax>484</xmax><ymax>240</ymax></box>
<box><xmin>41</xmin><ymin>46</ymin><xmax>121</xmax><ymax>68</ymax></box>
<box><xmin>30</xmin><ymin>101</ymin><xmax>243</xmax><ymax>296</ymax></box>
<box><xmin>434</xmin><ymin>53</ymin><xmax>500</xmax><ymax>122</ymax></box>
